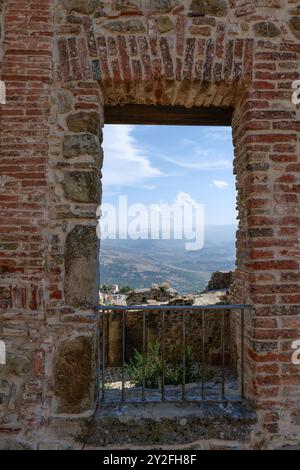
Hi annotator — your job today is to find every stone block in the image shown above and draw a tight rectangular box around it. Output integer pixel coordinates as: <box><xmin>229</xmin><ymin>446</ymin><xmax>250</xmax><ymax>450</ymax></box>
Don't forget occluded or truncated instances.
<box><xmin>62</xmin><ymin>171</ymin><xmax>101</xmax><ymax>204</ymax></box>
<box><xmin>3</xmin><ymin>353</ymin><xmax>32</xmax><ymax>376</ymax></box>
<box><xmin>189</xmin><ymin>0</ymin><xmax>227</xmax><ymax>17</ymax></box>
<box><xmin>253</xmin><ymin>21</ymin><xmax>281</xmax><ymax>38</ymax></box>
<box><xmin>289</xmin><ymin>17</ymin><xmax>300</xmax><ymax>39</ymax></box>
<box><xmin>66</xmin><ymin>112</ymin><xmax>100</xmax><ymax>137</ymax></box>
<box><xmin>63</xmin><ymin>133</ymin><xmax>102</xmax><ymax>159</ymax></box>
<box><xmin>60</xmin><ymin>0</ymin><xmax>99</xmax><ymax>15</ymax></box>
<box><xmin>291</xmin><ymin>410</ymin><xmax>300</xmax><ymax>426</ymax></box>
<box><xmin>64</xmin><ymin>225</ymin><xmax>99</xmax><ymax>308</ymax></box>
<box><xmin>156</xmin><ymin>16</ymin><xmax>174</xmax><ymax>33</ymax></box>
<box><xmin>102</xmin><ymin>19</ymin><xmax>145</xmax><ymax>33</ymax></box>
<box><xmin>54</xmin><ymin>336</ymin><xmax>97</xmax><ymax>414</ymax></box>
<box><xmin>53</xmin><ymin>89</ymin><xmax>73</xmax><ymax>114</ymax></box>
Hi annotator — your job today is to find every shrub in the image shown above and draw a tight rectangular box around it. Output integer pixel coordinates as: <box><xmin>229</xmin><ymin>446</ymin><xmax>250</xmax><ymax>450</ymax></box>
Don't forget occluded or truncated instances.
<box><xmin>124</xmin><ymin>341</ymin><xmax>162</xmax><ymax>388</ymax></box>
<box><xmin>125</xmin><ymin>341</ymin><xmax>202</xmax><ymax>388</ymax></box>
<box><xmin>119</xmin><ymin>286</ymin><xmax>132</xmax><ymax>294</ymax></box>
<box><xmin>167</xmin><ymin>344</ymin><xmax>194</xmax><ymax>385</ymax></box>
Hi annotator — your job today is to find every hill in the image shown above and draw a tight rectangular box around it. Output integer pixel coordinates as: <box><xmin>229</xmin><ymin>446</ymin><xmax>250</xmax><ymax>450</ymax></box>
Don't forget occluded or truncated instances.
<box><xmin>99</xmin><ymin>225</ymin><xmax>236</xmax><ymax>294</ymax></box>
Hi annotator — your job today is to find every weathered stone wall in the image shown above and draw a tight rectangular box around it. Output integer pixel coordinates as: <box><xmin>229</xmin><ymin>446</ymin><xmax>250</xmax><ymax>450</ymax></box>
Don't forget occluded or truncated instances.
<box><xmin>0</xmin><ymin>0</ymin><xmax>300</xmax><ymax>449</ymax></box>
<box><xmin>0</xmin><ymin>0</ymin><xmax>54</xmax><ymax>445</ymax></box>
<box><xmin>126</xmin><ymin>284</ymin><xmax>177</xmax><ymax>304</ymax></box>
<box><xmin>108</xmin><ymin>309</ymin><xmax>231</xmax><ymax>368</ymax></box>
<box><xmin>0</xmin><ymin>0</ymin><xmax>102</xmax><ymax>447</ymax></box>
<box><xmin>0</xmin><ymin>1</ymin><xmax>4</xmax><ymax>65</ymax></box>
<box><xmin>205</xmin><ymin>270</ymin><xmax>234</xmax><ymax>291</ymax></box>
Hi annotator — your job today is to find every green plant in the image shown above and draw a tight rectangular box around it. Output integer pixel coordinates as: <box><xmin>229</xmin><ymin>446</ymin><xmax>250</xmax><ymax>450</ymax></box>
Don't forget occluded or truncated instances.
<box><xmin>125</xmin><ymin>341</ymin><xmax>202</xmax><ymax>388</ymax></box>
<box><xmin>119</xmin><ymin>286</ymin><xmax>132</xmax><ymax>294</ymax></box>
<box><xmin>125</xmin><ymin>341</ymin><xmax>162</xmax><ymax>388</ymax></box>
<box><xmin>166</xmin><ymin>344</ymin><xmax>194</xmax><ymax>385</ymax></box>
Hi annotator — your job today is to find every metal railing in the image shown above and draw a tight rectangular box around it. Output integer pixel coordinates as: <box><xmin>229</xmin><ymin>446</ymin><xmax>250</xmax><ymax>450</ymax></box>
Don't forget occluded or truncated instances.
<box><xmin>96</xmin><ymin>304</ymin><xmax>252</xmax><ymax>404</ymax></box>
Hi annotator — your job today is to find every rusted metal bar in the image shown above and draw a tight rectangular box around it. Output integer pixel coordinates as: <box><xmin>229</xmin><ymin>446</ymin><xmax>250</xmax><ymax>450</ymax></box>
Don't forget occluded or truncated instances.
<box><xmin>97</xmin><ymin>304</ymin><xmax>252</xmax><ymax>312</ymax></box>
<box><xmin>161</xmin><ymin>309</ymin><xmax>165</xmax><ymax>401</ymax></box>
<box><xmin>101</xmin><ymin>309</ymin><xmax>106</xmax><ymax>401</ymax></box>
<box><xmin>96</xmin><ymin>305</ymin><xmax>251</xmax><ymax>405</ymax></box>
<box><xmin>121</xmin><ymin>309</ymin><xmax>126</xmax><ymax>402</ymax></box>
<box><xmin>221</xmin><ymin>309</ymin><xmax>225</xmax><ymax>399</ymax></box>
<box><xmin>142</xmin><ymin>309</ymin><xmax>146</xmax><ymax>401</ymax></box>
<box><xmin>182</xmin><ymin>309</ymin><xmax>186</xmax><ymax>401</ymax></box>
<box><xmin>241</xmin><ymin>308</ymin><xmax>245</xmax><ymax>399</ymax></box>
<box><xmin>201</xmin><ymin>311</ymin><xmax>205</xmax><ymax>400</ymax></box>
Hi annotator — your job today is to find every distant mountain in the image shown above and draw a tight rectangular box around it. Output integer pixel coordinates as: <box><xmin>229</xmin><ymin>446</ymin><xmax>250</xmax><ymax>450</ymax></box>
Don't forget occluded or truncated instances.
<box><xmin>99</xmin><ymin>225</ymin><xmax>237</xmax><ymax>294</ymax></box>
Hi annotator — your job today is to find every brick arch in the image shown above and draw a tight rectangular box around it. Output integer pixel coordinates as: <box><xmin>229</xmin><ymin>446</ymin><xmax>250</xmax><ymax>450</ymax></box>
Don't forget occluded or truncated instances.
<box><xmin>0</xmin><ymin>0</ymin><xmax>300</xmax><ymax>449</ymax></box>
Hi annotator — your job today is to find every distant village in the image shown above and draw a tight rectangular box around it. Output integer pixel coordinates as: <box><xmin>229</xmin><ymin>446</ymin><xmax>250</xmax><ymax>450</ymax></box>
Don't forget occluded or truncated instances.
<box><xmin>99</xmin><ymin>284</ymin><xmax>128</xmax><ymax>306</ymax></box>
<box><xmin>99</xmin><ymin>271</ymin><xmax>233</xmax><ymax>307</ymax></box>
<box><xmin>99</xmin><ymin>282</ymin><xmax>179</xmax><ymax>306</ymax></box>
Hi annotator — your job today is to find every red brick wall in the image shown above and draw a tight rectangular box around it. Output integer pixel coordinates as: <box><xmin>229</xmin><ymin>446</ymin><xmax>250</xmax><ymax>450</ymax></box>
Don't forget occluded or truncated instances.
<box><xmin>0</xmin><ymin>0</ymin><xmax>300</xmax><ymax>448</ymax></box>
<box><xmin>0</xmin><ymin>0</ymin><xmax>54</xmax><ymax>436</ymax></box>
<box><xmin>0</xmin><ymin>0</ymin><xmax>52</xmax><ymax>305</ymax></box>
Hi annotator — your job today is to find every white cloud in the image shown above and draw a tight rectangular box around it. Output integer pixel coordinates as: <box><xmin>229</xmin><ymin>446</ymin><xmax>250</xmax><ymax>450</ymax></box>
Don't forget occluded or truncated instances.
<box><xmin>205</xmin><ymin>127</ymin><xmax>232</xmax><ymax>141</ymax></box>
<box><xmin>174</xmin><ymin>191</ymin><xmax>198</xmax><ymax>207</ymax></box>
<box><xmin>160</xmin><ymin>154</ymin><xmax>231</xmax><ymax>170</ymax></box>
<box><xmin>212</xmin><ymin>180</ymin><xmax>228</xmax><ymax>189</ymax></box>
<box><xmin>195</xmin><ymin>149</ymin><xmax>213</xmax><ymax>158</ymax></box>
<box><xmin>140</xmin><ymin>184</ymin><xmax>156</xmax><ymax>190</ymax></box>
<box><xmin>179</xmin><ymin>128</ymin><xmax>232</xmax><ymax>148</ymax></box>
<box><xmin>179</xmin><ymin>138</ymin><xmax>195</xmax><ymax>147</ymax></box>
<box><xmin>102</xmin><ymin>125</ymin><xmax>162</xmax><ymax>188</ymax></box>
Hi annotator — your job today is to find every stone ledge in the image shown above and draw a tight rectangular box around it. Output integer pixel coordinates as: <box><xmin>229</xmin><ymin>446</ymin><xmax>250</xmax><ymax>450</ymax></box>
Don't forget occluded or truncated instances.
<box><xmin>83</xmin><ymin>401</ymin><xmax>257</xmax><ymax>448</ymax></box>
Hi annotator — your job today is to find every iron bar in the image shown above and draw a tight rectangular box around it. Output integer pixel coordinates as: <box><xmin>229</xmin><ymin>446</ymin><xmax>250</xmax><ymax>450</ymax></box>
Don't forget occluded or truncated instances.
<box><xmin>201</xmin><ymin>310</ymin><xmax>205</xmax><ymax>400</ymax></box>
<box><xmin>121</xmin><ymin>309</ymin><xmax>126</xmax><ymax>402</ymax></box>
<box><xmin>97</xmin><ymin>304</ymin><xmax>252</xmax><ymax>312</ymax></box>
<box><xmin>221</xmin><ymin>309</ymin><xmax>225</xmax><ymax>399</ymax></box>
<box><xmin>241</xmin><ymin>308</ymin><xmax>245</xmax><ymax>399</ymax></box>
<box><xmin>96</xmin><ymin>304</ymin><xmax>252</xmax><ymax>405</ymax></box>
<box><xmin>142</xmin><ymin>310</ymin><xmax>146</xmax><ymax>401</ymax></box>
<box><xmin>101</xmin><ymin>309</ymin><xmax>106</xmax><ymax>401</ymax></box>
<box><xmin>182</xmin><ymin>309</ymin><xmax>186</xmax><ymax>401</ymax></box>
<box><xmin>161</xmin><ymin>310</ymin><xmax>165</xmax><ymax>401</ymax></box>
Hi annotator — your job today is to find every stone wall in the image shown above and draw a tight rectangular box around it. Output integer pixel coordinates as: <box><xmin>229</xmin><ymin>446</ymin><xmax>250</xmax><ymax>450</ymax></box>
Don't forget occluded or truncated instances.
<box><xmin>0</xmin><ymin>0</ymin><xmax>300</xmax><ymax>449</ymax></box>
<box><xmin>0</xmin><ymin>1</ymin><xmax>4</xmax><ymax>65</ymax></box>
<box><xmin>126</xmin><ymin>284</ymin><xmax>177</xmax><ymax>304</ymax></box>
<box><xmin>205</xmin><ymin>270</ymin><xmax>234</xmax><ymax>291</ymax></box>
<box><xmin>107</xmin><ymin>309</ymin><xmax>232</xmax><ymax>368</ymax></box>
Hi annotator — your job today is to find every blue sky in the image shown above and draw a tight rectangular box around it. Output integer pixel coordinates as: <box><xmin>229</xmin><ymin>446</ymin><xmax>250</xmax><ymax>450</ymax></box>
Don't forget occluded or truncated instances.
<box><xmin>102</xmin><ymin>124</ymin><xmax>237</xmax><ymax>226</ymax></box>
